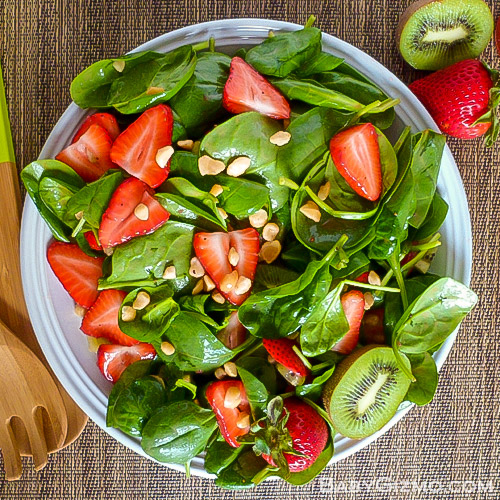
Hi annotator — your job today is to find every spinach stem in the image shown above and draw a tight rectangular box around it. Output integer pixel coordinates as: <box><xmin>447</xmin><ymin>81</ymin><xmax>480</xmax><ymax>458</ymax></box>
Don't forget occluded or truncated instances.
<box><xmin>292</xmin><ymin>345</ymin><xmax>312</xmax><ymax>369</ymax></box>
<box><xmin>394</xmin><ymin>126</ymin><xmax>411</xmax><ymax>155</ymax></box>
<box><xmin>389</xmin><ymin>251</ymin><xmax>408</xmax><ymax>310</ymax></box>
<box><xmin>310</xmin><ymin>361</ymin><xmax>333</xmax><ymax>373</ymax></box>
<box><xmin>305</xmin><ymin>15</ymin><xmax>316</xmax><ymax>28</ymax></box>
<box><xmin>208</xmin><ymin>37</ymin><xmax>215</xmax><ymax>52</ymax></box>
<box><xmin>279</xmin><ymin>176</ymin><xmax>300</xmax><ymax>190</ymax></box>
<box><xmin>343</xmin><ymin>280</ymin><xmax>400</xmax><ymax>293</ymax></box>
<box><xmin>71</xmin><ymin>216</ymin><xmax>86</xmax><ymax>238</ymax></box>
<box><xmin>392</xmin><ymin>335</ymin><xmax>416</xmax><ymax>382</ymax></box>
<box><xmin>192</xmin><ymin>40</ymin><xmax>210</xmax><ymax>52</ymax></box>
<box><xmin>268</xmin><ymin>30</ymin><xmax>275</xmax><ymax>38</ymax></box>
<box><xmin>235</xmin><ymin>339</ymin><xmax>261</xmax><ymax>360</ymax></box>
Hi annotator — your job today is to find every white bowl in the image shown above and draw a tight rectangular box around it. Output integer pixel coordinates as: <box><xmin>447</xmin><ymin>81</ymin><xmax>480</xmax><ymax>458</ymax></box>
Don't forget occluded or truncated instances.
<box><xmin>21</xmin><ymin>19</ymin><xmax>472</xmax><ymax>478</ymax></box>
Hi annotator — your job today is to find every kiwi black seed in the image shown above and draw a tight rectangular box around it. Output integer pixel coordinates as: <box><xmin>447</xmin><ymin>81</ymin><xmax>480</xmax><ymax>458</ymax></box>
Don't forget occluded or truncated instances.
<box><xmin>322</xmin><ymin>345</ymin><xmax>411</xmax><ymax>439</ymax></box>
<box><xmin>397</xmin><ymin>0</ymin><xmax>494</xmax><ymax>70</ymax></box>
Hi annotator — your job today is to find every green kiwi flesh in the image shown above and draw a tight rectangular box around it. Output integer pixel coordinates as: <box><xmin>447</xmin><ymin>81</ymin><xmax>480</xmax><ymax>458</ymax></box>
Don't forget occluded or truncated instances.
<box><xmin>322</xmin><ymin>345</ymin><xmax>411</xmax><ymax>439</ymax></box>
<box><xmin>397</xmin><ymin>0</ymin><xmax>494</xmax><ymax>70</ymax></box>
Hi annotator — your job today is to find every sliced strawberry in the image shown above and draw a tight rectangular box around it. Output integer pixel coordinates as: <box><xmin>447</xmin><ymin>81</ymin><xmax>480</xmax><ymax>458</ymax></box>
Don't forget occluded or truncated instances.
<box><xmin>98</xmin><ymin>177</ymin><xmax>170</xmax><ymax>249</ymax></box>
<box><xmin>56</xmin><ymin>124</ymin><xmax>115</xmax><ymax>182</ymax></box>
<box><xmin>329</xmin><ymin>123</ymin><xmax>382</xmax><ymax>201</ymax></box>
<box><xmin>81</xmin><ymin>289</ymin><xmax>138</xmax><ymax>346</ymax></box>
<box><xmin>263</xmin><ymin>338</ymin><xmax>309</xmax><ymax>377</ymax></box>
<box><xmin>361</xmin><ymin>308</ymin><xmax>386</xmax><ymax>345</ymax></box>
<box><xmin>355</xmin><ymin>271</ymin><xmax>370</xmax><ymax>283</ymax></box>
<box><xmin>97</xmin><ymin>343</ymin><xmax>156</xmax><ymax>383</ymax></box>
<box><xmin>73</xmin><ymin>113</ymin><xmax>120</xmax><ymax>143</ymax></box>
<box><xmin>217</xmin><ymin>311</ymin><xmax>248</xmax><ymax>349</ymax></box>
<box><xmin>206</xmin><ymin>380</ymin><xmax>251</xmax><ymax>447</ymax></box>
<box><xmin>332</xmin><ymin>290</ymin><xmax>365</xmax><ymax>355</ymax></box>
<box><xmin>47</xmin><ymin>241</ymin><xmax>104</xmax><ymax>308</ymax></box>
<box><xmin>110</xmin><ymin>104</ymin><xmax>173</xmax><ymax>188</ymax></box>
<box><xmin>83</xmin><ymin>231</ymin><xmax>102</xmax><ymax>251</ymax></box>
<box><xmin>223</xmin><ymin>57</ymin><xmax>291</xmax><ymax>120</ymax></box>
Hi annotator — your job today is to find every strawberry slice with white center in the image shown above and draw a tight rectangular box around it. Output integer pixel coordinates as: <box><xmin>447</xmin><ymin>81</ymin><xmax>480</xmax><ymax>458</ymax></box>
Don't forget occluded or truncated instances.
<box><xmin>223</xmin><ymin>57</ymin><xmax>291</xmax><ymax>120</ymax></box>
<box><xmin>72</xmin><ymin>112</ymin><xmax>121</xmax><ymax>143</ymax></box>
<box><xmin>332</xmin><ymin>290</ymin><xmax>365</xmax><ymax>355</ymax></box>
<box><xmin>329</xmin><ymin>123</ymin><xmax>382</xmax><ymax>202</ymax></box>
<box><xmin>193</xmin><ymin>228</ymin><xmax>260</xmax><ymax>306</ymax></box>
<box><xmin>97</xmin><ymin>343</ymin><xmax>156</xmax><ymax>383</ymax></box>
<box><xmin>56</xmin><ymin>123</ymin><xmax>115</xmax><ymax>183</ymax></box>
<box><xmin>110</xmin><ymin>104</ymin><xmax>173</xmax><ymax>188</ymax></box>
<box><xmin>81</xmin><ymin>289</ymin><xmax>138</xmax><ymax>346</ymax></box>
<box><xmin>98</xmin><ymin>177</ymin><xmax>170</xmax><ymax>249</ymax></box>
<box><xmin>47</xmin><ymin>241</ymin><xmax>104</xmax><ymax>308</ymax></box>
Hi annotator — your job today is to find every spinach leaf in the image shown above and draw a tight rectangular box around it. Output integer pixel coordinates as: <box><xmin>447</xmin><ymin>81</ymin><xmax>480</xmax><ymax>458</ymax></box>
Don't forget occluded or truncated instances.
<box><xmin>141</xmin><ymin>401</ymin><xmax>217</xmax><ymax>465</ymax></box>
<box><xmin>215</xmin><ymin>450</ymin><xmax>267</xmax><ymax>489</ymax></box>
<box><xmin>245</xmin><ymin>27</ymin><xmax>322</xmax><ymax>77</ymax></box>
<box><xmin>295</xmin><ymin>365</ymin><xmax>336</xmax><ymax>400</ymax></box>
<box><xmin>405</xmin><ymin>353</ymin><xmax>438</xmax><ymax>406</ymax></box>
<box><xmin>330</xmin><ymin>250</ymin><xmax>370</xmax><ymax>281</ymax></box>
<box><xmin>199</xmin><ymin>112</ymin><xmax>288</xmax><ymax>210</ymax></box>
<box><xmin>412</xmin><ymin>192</ymin><xmax>448</xmax><ymax>242</ymax></box>
<box><xmin>300</xmin><ymin>282</ymin><xmax>349</xmax><ymax>356</ymax></box>
<box><xmin>205</xmin><ymin>438</ymin><xmax>247</xmax><ymax>475</ymax></box>
<box><xmin>38</xmin><ymin>176</ymin><xmax>81</xmax><ymax>222</ymax></box>
<box><xmin>253</xmin><ymin>264</ymin><xmax>300</xmax><ymax>292</ymax></box>
<box><xmin>21</xmin><ymin>160</ymin><xmax>84</xmax><ymax>242</ymax></box>
<box><xmin>295</xmin><ymin>52</ymin><xmax>344</xmax><ymax>77</ymax></box>
<box><xmin>169</xmin><ymin>52</ymin><xmax>231</xmax><ymax>137</ymax></box>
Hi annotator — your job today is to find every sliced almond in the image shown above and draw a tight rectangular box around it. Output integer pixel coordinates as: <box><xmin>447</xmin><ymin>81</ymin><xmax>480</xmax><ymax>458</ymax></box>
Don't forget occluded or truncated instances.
<box><xmin>299</xmin><ymin>200</ymin><xmax>321</xmax><ymax>223</ymax></box>
<box><xmin>87</xmin><ymin>337</ymin><xmax>109</xmax><ymax>353</ymax></box>
<box><xmin>259</xmin><ymin>240</ymin><xmax>281</xmax><ymax>264</ymax></box>
<box><xmin>134</xmin><ymin>203</ymin><xmax>149</xmax><ymax>221</ymax></box>
<box><xmin>203</xmin><ymin>274</ymin><xmax>216</xmax><ymax>292</ymax></box>
<box><xmin>160</xmin><ymin>341</ymin><xmax>175</xmax><ymax>356</ymax></box>
<box><xmin>189</xmin><ymin>257</ymin><xmax>205</xmax><ymax>278</ymax></box>
<box><xmin>267</xmin><ymin>354</ymin><xmax>276</xmax><ymax>364</ymax></box>
<box><xmin>215</xmin><ymin>367</ymin><xmax>227</xmax><ymax>380</ymax></box>
<box><xmin>198</xmin><ymin>155</ymin><xmax>226</xmax><ymax>176</ymax></box>
<box><xmin>209</xmin><ymin>184</ymin><xmax>223</xmax><ymax>197</ymax></box>
<box><xmin>224</xmin><ymin>386</ymin><xmax>241</xmax><ymax>409</ymax></box>
<box><xmin>162</xmin><ymin>265</ymin><xmax>176</xmax><ymax>280</ymax></box>
<box><xmin>155</xmin><ymin>145</ymin><xmax>174</xmax><ymax>169</ymax></box>
<box><xmin>75</xmin><ymin>210</ymin><xmax>84</xmax><ymax>220</ymax></box>
<box><xmin>318</xmin><ymin>181</ymin><xmax>331</xmax><ymax>201</ymax></box>
<box><xmin>223</xmin><ymin>362</ymin><xmax>238</xmax><ymax>378</ymax></box>
<box><xmin>262</xmin><ymin>222</ymin><xmax>279</xmax><ymax>242</ymax></box>
<box><xmin>236</xmin><ymin>412</ymin><xmax>250</xmax><ymax>429</ymax></box>
<box><xmin>146</xmin><ymin>86</ymin><xmax>165</xmax><ymax>95</ymax></box>
<box><xmin>249</xmin><ymin>209</ymin><xmax>268</xmax><ymax>228</ymax></box>
<box><xmin>368</xmin><ymin>270</ymin><xmax>381</xmax><ymax>286</ymax></box>
<box><xmin>121</xmin><ymin>306</ymin><xmax>136</xmax><ymax>322</ymax></box>
<box><xmin>220</xmin><ymin>270</ymin><xmax>239</xmax><ymax>293</ymax></box>
<box><xmin>112</xmin><ymin>60</ymin><xmax>125</xmax><ymax>72</ymax></box>
<box><xmin>212</xmin><ymin>291</ymin><xmax>226</xmax><ymax>304</ymax></box>
<box><xmin>103</xmin><ymin>247</ymin><xmax>114</xmax><ymax>256</ymax></box>
<box><xmin>192</xmin><ymin>279</ymin><xmax>204</xmax><ymax>295</ymax></box>
<box><xmin>86</xmin><ymin>149</ymin><xmax>97</xmax><ymax>163</ymax></box>
<box><xmin>217</xmin><ymin>207</ymin><xmax>228</xmax><ymax>220</ymax></box>
<box><xmin>74</xmin><ymin>304</ymin><xmax>86</xmax><ymax>318</ymax></box>
<box><xmin>364</xmin><ymin>292</ymin><xmax>374</xmax><ymax>310</ymax></box>
<box><xmin>177</xmin><ymin>139</ymin><xmax>194</xmax><ymax>150</ymax></box>
<box><xmin>269</xmin><ymin>130</ymin><xmax>291</xmax><ymax>146</ymax></box>
<box><xmin>228</xmin><ymin>247</ymin><xmax>240</xmax><ymax>267</ymax></box>
<box><xmin>234</xmin><ymin>276</ymin><xmax>252</xmax><ymax>296</ymax></box>
<box><xmin>133</xmin><ymin>291</ymin><xmax>150</xmax><ymax>311</ymax></box>
<box><xmin>415</xmin><ymin>259</ymin><xmax>431</xmax><ymax>274</ymax></box>
<box><xmin>227</xmin><ymin>156</ymin><xmax>251</xmax><ymax>177</ymax></box>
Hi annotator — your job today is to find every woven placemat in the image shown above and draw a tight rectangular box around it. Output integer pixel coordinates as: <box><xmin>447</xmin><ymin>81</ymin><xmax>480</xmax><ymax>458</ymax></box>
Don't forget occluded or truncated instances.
<box><xmin>0</xmin><ymin>0</ymin><xmax>498</xmax><ymax>498</ymax></box>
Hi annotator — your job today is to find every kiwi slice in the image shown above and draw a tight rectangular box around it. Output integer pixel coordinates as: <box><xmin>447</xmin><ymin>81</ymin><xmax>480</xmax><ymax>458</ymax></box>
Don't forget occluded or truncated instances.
<box><xmin>322</xmin><ymin>346</ymin><xmax>411</xmax><ymax>439</ymax></box>
<box><xmin>397</xmin><ymin>0</ymin><xmax>494</xmax><ymax>70</ymax></box>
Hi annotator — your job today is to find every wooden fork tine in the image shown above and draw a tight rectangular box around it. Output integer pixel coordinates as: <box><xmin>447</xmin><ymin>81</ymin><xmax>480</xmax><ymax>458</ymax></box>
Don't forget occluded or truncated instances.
<box><xmin>0</xmin><ymin>420</ymin><xmax>22</xmax><ymax>480</ymax></box>
<box><xmin>27</xmin><ymin>409</ymin><xmax>48</xmax><ymax>471</ymax></box>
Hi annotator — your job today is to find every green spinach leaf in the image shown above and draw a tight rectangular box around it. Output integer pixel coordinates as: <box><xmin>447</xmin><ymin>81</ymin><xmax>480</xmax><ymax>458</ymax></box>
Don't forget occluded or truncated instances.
<box><xmin>405</xmin><ymin>352</ymin><xmax>438</xmax><ymax>406</ymax></box>
<box><xmin>205</xmin><ymin>439</ymin><xmax>247</xmax><ymax>475</ymax></box>
<box><xmin>295</xmin><ymin>52</ymin><xmax>344</xmax><ymax>77</ymax></box>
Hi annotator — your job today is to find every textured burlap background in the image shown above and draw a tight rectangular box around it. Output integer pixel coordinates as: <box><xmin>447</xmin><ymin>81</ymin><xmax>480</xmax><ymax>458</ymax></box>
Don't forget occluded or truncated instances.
<box><xmin>0</xmin><ymin>0</ymin><xmax>498</xmax><ymax>498</ymax></box>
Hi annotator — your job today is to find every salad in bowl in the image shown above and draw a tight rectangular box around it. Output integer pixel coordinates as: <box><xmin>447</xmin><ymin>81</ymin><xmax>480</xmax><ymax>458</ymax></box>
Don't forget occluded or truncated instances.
<box><xmin>20</xmin><ymin>17</ymin><xmax>477</xmax><ymax>489</ymax></box>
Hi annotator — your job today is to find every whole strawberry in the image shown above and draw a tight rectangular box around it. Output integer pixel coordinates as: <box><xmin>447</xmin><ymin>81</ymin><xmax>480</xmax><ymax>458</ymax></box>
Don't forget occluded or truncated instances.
<box><xmin>409</xmin><ymin>59</ymin><xmax>500</xmax><ymax>146</ymax></box>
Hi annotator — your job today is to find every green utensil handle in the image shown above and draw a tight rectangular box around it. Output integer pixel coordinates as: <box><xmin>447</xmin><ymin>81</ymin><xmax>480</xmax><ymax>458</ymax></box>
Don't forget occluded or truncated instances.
<box><xmin>0</xmin><ymin>60</ymin><xmax>15</xmax><ymax>164</ymax></box>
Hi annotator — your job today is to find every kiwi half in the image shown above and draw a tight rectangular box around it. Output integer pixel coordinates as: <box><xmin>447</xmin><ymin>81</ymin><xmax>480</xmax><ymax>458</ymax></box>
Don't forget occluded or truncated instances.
<box><xmin>397</xmin><ymin>0</ymin><xmax>494</xmax><ymax>70</ymax></box>
<box><xmin>322</xmin><ymin>345</ymin><xmax>411</xmax><ymax>439</ymax></box>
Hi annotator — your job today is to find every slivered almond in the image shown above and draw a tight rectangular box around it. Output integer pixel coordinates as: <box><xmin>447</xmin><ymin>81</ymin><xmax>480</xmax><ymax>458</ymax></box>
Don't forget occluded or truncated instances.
<box><xmin>133</xmin><ymin>291</ymin><xmax>150</xmax><ymax>311</ymax></box>
<box><xmin>203</xmin><ymin>274</ymin><xmax>216</xmax><ymax>292</ymax></box>
<box><xmin>220</xmin><ymin>270</ymin><xmax>239</xmax><ymax>293</ymax></box>
<box><xmin>155</xmin><ymin>145</ymin><xmax>174</xmax><ymax>169</ymax></box>
<box><xmin>75</xmin><ymin>210</ymin><xmax>84</xmax><ymax>220</ymax></box>
<box><xmin>364</xmin><ymin>292</ymin><xmax>374</xmax><ymax>310</ymax></box>
<box><xmin>415</xmin><ymin>259</ymin><xmax>431</xmax><ymax>274</ymax></box>
<box><xmin>217</xmin><ymin>207</ymin><xmax>228</xmax><ymax>220</ymax></box>
<box><xmin>227</xmin><ymin>156</ymin><xmax>251</xmax><ymax>177</ymax></box>
<box><xmin>215</xmin><ymin>367</ymin><xmax>226</xmax><ymax>380</ymax></box>
<box><xmin>87</xmin><ymin>337</ymin><xmax>109</xmax><ymax>353</ymax></box>
<box><xmin>192</xmin><ymin>279</ymin><xmax>204</xmax><ymax>295</ymax></box>
<box><xmin>223</xmin><ymin>362</ymin><xmax>238</xmax><ymax>378</ymax></box>
<box><xmin>189</xmin><ymin>257</ymin><xmax>205</xmax><ymax>278</ymax></box>
<box><xmin>103</xmin><ymin>247</ymin><xmax>114</xmax><ymax>256</ymax></box>
<box><xmin>368</xmin><ymin>270</ymin><xmax>381</xmax><ymax>286</ymax></box>
<box><xmin>299</xmin><ymin>200</ymin><xmax>321</xmax><ymax>222</ymax></box>
<box><xmin>162</xmin><ymin>265</ymin><xmax>176</xmax><ymax>280</ymax></box>
<box><xmin>198</xmin><ymin>155</ymin><xmax>226</xmax><ymax>176</ymax></box>
<box><xmin>234</xmin><ymin>276</ymin><xmax>252</xmax><ymax>295</ymax></box>
<box><xmin>236</xmin><ymin>412</ymin><xmax>250</xmax><ymax>429</ymax></box>
<box><xmin>224</xmin><ymin>386</ymin><xmax>241</xmax><ymax>409</ymax></box>
<box><xmin>212</xmin><ymin>291</ymin><xmax>225</xmax><ymax>304</ymax></box>
<box><xmin>269</xmin><ymin>130</ymin><xmax>291</xmax><ymax>146</ymax></box>
<box><xmin>249</xmin><ymin>209</ymin><xmax>268</xmax><ymax>228</ymax></box>
<box><xmin>112</xmin><ymin>60</ymin><xmax>125</xmax><ymax>72</ymax></box>
<box><xmin>121</xmin><ymin>306</ymin><xmax>136</xmax><ymax>322</ymax></box>
<box><xmin>146</xmin><ymin>86</ymin><xmax>165</xmax><ymax>95</ymax></box>
<box><xmin>209</xmin><ymin>184</ymin><xmax>223</xmax><ymax>197</ymax></box>
<box><xmin>134</xmin><ymin>203</ymin><xmax>149</xmax><ymax>221</ymax></box>
<box><xmin>160</xmin><ymin>341</ymin><xmax>175</xmax><ymax>356</ymax></box>
<box><xmin>259</xmin><ymin>240</ymin><xmax>281</xmax><ymax>264</ymax></box>
<box><xmin>262</xmin><ymin>222</ymin><xmax>279</xmax><ymax>242</ymax></box>
<box><xmin>74</xmin><ymin>304</ymin><xmax>86</xmax><ymax>318</ymax></box>
<box><xmin>177</xmin><ymin>139</ymin><xmax>194</xmax><ymax>150</ymax></box>
<box><xmin>228</xmin><ymin>247</ymin><xmax>240</xmax><ymax>267</ymax></box>
<box><xmin>318</xmin><ymin>181</ymin><xmax>331</xmax><ymax>201</ymax></box>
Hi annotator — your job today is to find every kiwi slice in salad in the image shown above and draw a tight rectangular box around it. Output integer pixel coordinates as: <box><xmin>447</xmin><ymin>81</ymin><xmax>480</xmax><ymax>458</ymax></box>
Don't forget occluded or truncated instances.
<box><xmin>322</xmin><ymin>346</ymin><xmax>411</xmax><ymax>439</ymax></box>
<box><xmin>397</xmin><ymin>0</ymin><xmax>494</xmax><ymax>70</ymax></box>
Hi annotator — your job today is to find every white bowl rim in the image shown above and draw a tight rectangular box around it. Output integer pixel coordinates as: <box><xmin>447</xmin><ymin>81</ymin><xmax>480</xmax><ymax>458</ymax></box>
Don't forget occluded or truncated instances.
<box><xmin>20</xmin><ymin>18</ymin><xmax>472</xmax><ymax>479</ymax></box>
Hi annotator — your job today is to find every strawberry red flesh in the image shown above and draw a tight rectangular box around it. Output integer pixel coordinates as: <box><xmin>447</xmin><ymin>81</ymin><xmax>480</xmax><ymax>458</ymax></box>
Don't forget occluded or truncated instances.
<box><xmin>73</xmin><ymin>112</ymin><xmax>120</xmax><ymax>143</ymax></box>
<box><xmin>47</xmin><ymin>241</ymin><xmax>104</xmax><ymax>308</ymax></box>
<box><xmin>263</xmin><ymin>338</ymin><xmax>309</xmax><ymax>377</ymax></box>
<box><xmin>332</xmin><ymin>290</ymin><xmax>365</xmax><ymax>355</ymax></box>
<box><xmin>97</xmin><ymin>343</ymin><xmax>156</xmax><ymax>383</ymax></box>
<box><xmin>81</xmin><ymin>289</ymin><xmax>138</xmax><ymax>346</ymax></box>
<box><xmin>361</xmin><ymin>308</ymin><xmax>386</xmax><ymax>345</ymax></box>
<box><xmin>98</xmin><ymin>177</ymin><xmax>170</xmax><ymax>249</ymax></box>
<box><xmin>110</xmin><ymin>104</ymin><xmax>173</xmax><ymax>188</ymax></box>
<box><xmin>216</xmin><ymin>311</ymin><xmax>248</xmax><ymax>349</ymax></box>
<box><xmin>223</xmin><ymin>57</ymin><xmax>291</xmax><ymax>120</ymax></box>
<box><xmin>56</xmin><ymin>124</ymin><xmax>115</xmax><ymax>182</ymax></box>
<box><xmin>330</xmin><ymin>123</ymin><xmax>382</xmax><ymax>201</ymax></box>
<box><xmin>83</xmin><ymin>231</ymin><xmax>102</xmax><ymax>251</ymax></box>
<box><xmin>206</xmin><ymin>380</ymin><xmax>251</xmax><ymax>447</ymax></box>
